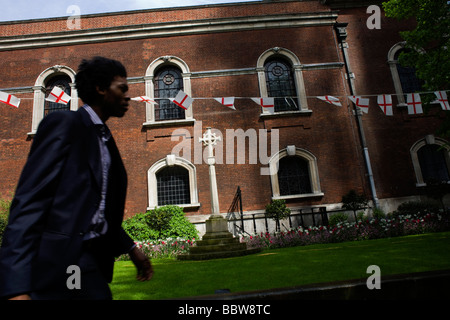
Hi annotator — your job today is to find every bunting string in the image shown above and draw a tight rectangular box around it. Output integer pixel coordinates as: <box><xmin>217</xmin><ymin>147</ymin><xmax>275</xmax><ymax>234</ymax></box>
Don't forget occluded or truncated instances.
<box><xmin>1</xmin><ymin>88</ymin><xmax>449</xmax><ymax>117</ymax></box>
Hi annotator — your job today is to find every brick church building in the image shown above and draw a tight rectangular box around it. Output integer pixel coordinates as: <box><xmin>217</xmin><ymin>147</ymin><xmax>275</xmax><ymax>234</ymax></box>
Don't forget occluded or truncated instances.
<box><xmin>0</xmin><ymin>0</ymin><xmax>448</xmax><ymax>234</ymax></box>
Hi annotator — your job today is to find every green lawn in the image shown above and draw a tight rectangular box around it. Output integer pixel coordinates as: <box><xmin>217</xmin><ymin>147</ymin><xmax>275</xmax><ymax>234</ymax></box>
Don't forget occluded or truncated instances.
<box><xmin>110</xmin><ymin>231</ymin><xmax>450</xmax><ymax>300</ymax></box>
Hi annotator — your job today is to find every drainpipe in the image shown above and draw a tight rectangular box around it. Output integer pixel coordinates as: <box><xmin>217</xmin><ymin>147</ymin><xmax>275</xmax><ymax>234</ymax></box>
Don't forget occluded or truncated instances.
<box><xmin>334</xmin><ymin>23</ymin><xmax>380</xmax><ymax>209</ymax></box>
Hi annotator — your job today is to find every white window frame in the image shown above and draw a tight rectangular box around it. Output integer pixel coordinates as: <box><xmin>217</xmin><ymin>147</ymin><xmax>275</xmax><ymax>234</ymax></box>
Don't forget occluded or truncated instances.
<box><xmin>143</xmin><ymin>56</ymin><xmax>195</xmax><ymax>127</ymax></box>
<box><xmin>29</xmin><ymin>65</ymin><xmax>78</xmax><ymax>136</ymax></box>
<box><xmin>269</xmin><ymin>146</ymin><xmax>323</xmax><ymax>200</ymax></box>
<box><xmin>147</xmin><ymin>155</ymin><xmax>200</xmax><ymax>210</ymax></box>
<box><xmin>257</xmin><ymin>47</ymin><xmax>310</xmax><ymax>117</ymax></box>
<box><xmin>410</xmin><ymin>135</ymin><xmax>450</xmax><ymax>187</ymax></box>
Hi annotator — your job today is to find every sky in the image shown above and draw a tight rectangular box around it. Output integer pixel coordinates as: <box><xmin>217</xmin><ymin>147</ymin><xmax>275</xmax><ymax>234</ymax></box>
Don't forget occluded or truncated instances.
<box><xmin>0</xmin><ymin>0</ymin><xmax>262</xmax><ymax>22</ymax></box>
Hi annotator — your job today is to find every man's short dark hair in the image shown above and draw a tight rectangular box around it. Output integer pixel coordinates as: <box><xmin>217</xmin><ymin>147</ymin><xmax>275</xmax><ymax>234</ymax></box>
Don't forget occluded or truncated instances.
<box><xmin>75</xmin><ymin>56</ymin><xmax>127</xmax><ymax>105</ymax></box>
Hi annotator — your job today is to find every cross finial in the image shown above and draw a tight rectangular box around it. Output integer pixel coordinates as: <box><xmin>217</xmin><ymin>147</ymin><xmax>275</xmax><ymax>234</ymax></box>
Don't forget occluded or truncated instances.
<box><xmin>199</xmin><ymin>127</ymin><xmax>221</xmax><ymax>147</ymax></box>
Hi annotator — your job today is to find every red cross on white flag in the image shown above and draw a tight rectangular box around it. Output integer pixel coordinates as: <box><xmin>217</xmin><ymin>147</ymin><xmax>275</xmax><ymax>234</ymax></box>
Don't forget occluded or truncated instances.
<box><xmin>435</xmin><ymin>91</ymin><xmax>450</xmax><ymax>111</ymax></box>
<box><xmin>251</xmin><ymin>97</ymin><xmax>275</xmax><ymax>113</ymax></box>
<box><xmin>170</xmin><ymin>90</ymin><xmax>193</xmax><ymax>110</ymax></box>
<box><xmin>0</xmin><ymin>91</ymin><xmax>20</xmax><ymax>108</ymax></box>
<box><xmin>214</xmin><ymin>97</ymin><xmax>235</xmax><ymax>110</ymax></box>
<box><xmin>131</xmin><ymin>96</ymin><xmax>158</xmax><ymax>104</ymax></box>
<box><xmin>349</xmin><ymin>96</ymin><xmax>369</xmax><ymax>114</ymax></box>
<box><xmin>406</xmin><ymin>93</ymin><xmax>423</xmax><ymax>115</ymax></box>
<box><xmin>45</xmin><ymin>86</ymin><xmax>71</xmax><ymax>105</ymax></box>
<box><xmin>317</xmin><ymin>96</ymin><xmax>342</xmax><ymax>106</ymax></box>
<box><xmin>377</xmin><ymin>95</ymin><xmax>393</xmax><ymax>116</ymax></box>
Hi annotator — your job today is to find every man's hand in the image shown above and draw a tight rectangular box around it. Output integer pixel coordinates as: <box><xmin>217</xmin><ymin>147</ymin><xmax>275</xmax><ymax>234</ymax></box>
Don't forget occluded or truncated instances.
<box><xmin>129</xmin><ymin>246</ymin><xmax>153</xmax><ymax>281</ymax></box>
<box><xmin>9</xmin><ymin>294</ymin><xmax>31</xmax><ymax>300</ymax></box>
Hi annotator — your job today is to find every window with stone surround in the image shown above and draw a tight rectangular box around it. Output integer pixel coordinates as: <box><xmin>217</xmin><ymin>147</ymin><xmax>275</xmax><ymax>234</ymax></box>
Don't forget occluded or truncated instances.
<box><xmin>388</xmin><ymin>42</ymin><xmax>423</xmax><ymax>107</ymax></box>
<box><xmin>257</xmin><ymin>47</ymin><xmax>310</xmax><ymax>117</ymax></box>
<box><xmin>411</xmin><ymin>135</ymin><xmax>450</xmax><ymax>186</ymax></box>
<box><xmin>44</xmin><ymin>75</ymin><xmax>71</xmax><ymax>115</ymax></box>
<box><xmin>264</xmin><ymin>57</ymin><xmax>299</xmax><ymax>113</ymax></box>
<box><xmin>144</xmin><ymin>56</ymin><xmax>194</xmax><ymax>127</ymax></box>
<box><xmin>29</xmin><ymin>65</ymin><xmax>78</xmax><ymax>136</ymax></box>
<box><xmin>147</xmin><ymin>155</ymin><xmax>199</xmax><ymax>210</ymax></box>
<box><xmin>268</xmin><ymin>146</ymin><xmax>323</xmax><ymax>200</ymax></box>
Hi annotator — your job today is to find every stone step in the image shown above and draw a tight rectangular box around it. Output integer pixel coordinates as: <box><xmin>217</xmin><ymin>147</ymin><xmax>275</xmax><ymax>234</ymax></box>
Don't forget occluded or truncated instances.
<box><xmin>201</xmin><ymin>231</ymin><xmax>234</xmax><ymax>241</ymax></box>
<box><xmin>196</xmin><ymin>237</ymin><xmax>241</xmax><ymax>247</ymax></box>
<box><xmin>177</xmin><ymin>248</ymin><xmax>262</xmax><ymax>261</ymax></box>
<box><xmin>189</xmin><ymin>242</ymin><xmax>247</xmax><ymax>254</ymax></box>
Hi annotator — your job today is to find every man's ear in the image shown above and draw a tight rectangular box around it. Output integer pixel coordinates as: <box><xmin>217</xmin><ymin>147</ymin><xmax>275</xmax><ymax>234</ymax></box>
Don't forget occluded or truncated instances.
<box><xmin>96</xmin><ymin>85</ymin><xmax>107</xmax><ymax>97</ymax></box>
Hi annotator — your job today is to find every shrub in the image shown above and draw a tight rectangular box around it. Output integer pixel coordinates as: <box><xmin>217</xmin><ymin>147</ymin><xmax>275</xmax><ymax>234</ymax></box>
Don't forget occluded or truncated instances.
<box><xmin>146</xmin><ymin>206</ymin><xmax>173</xmax><ymax>238</ymax></box>
<box><xmin>342</xmin><ymin>190</ymin><xmax>368</xmax><ymax>220</ymax></box>
<box><xmin>372</xmin><ymin>207</ymin><xmax>386</xmax><ymax>219</ymax></box>
<box><xmin>122</xmin><ymin>212</ymin><xmax>159</xmax><ymax>241</ymax></box>
<box><xmin>122</xmin><ymin>205</ymin><xmax>198</xmax><ymax>242</ymax></box>
<box><xmin>394</xmin><ymin>200</ymin><xmax>440</xmax><ymax>217</ymax></box>
<box><xmin>329</xmin><ymin>212</ymin><xmax>348</xmax><ymax>226</ymax></box>
<box><xmin>0</xmin><ymin>197</ymin><xmax>11</xmax><ymax>246</ymax></box>
<box><xmin>0</xmin><ymin>213</ymin><xmax>8</xmax><ymax>246</ymax></box>
<box><xmin>265</xmin><ymin>199</ymin><xmax>291</xmax><ymax>231</ymax></box>
<box><xmin>158</xmin><ymin>206</ymin><xmax>199</xmax><ymax>240</ymax></box>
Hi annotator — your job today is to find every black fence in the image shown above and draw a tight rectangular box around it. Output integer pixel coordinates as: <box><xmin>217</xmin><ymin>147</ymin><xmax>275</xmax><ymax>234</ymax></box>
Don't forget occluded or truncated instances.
<box><xmin>226</xmin><ymin>187</ymin><xmax>369</xmax><ymax>236</ymax></box>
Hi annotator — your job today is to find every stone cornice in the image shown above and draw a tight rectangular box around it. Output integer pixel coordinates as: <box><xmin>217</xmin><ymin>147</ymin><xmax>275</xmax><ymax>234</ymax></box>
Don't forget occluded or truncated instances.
<box><xmin>0</xmin><ymin>12</ymin><xmax>338</xmax><ymax>51</ymax></box>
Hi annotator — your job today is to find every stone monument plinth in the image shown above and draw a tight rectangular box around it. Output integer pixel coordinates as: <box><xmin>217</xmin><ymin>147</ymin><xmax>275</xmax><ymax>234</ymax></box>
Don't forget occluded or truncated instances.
<box><xmin>177</xmin><ymin>128</ymin><xmax>260</xmax><ymax>260</ymax></box>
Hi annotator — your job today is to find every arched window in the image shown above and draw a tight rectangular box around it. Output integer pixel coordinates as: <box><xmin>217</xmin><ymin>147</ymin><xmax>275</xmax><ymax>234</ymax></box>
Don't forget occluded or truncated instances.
<box><xmin>268</xmin><ymin>146</ymin><xmax>323</xmax><ymax>200</ymax></box>
<box><xmin>388</xmin><ymin>43</ymin><xmax>423</xmax><ymax>107</ymax></box>
<box><xmin>417</xmin><ymin>144</ymin><xmax>450</xmax><ymax>183</ymax></box>
<box><xmin>394</xmin><ymin>50</ymin><xmax>423</xmax><ymax>95</ymax></box>
<box><xmin>30</xmin><ymin>65</ymin><xmax>78</xmax><ymax>136</ymax></box>
<box><xmin>156</xmin><ymin>165</ymin><xmax>190</xmax><ymax>206</ymax></box>
<box><xmin>44</xmin><ymin>75</ymin><xmax>71</xmax><ymax>115</ymax></box>
<box><xmin>410</xmin><ymin>135</ymin><xmax>450</xmax><ymax>186</ymax></box>
<box><xmin>257</xmin><ymin>47</ymin><xmax>309</xmax><ymax>116</ymax></box>
<box><xmin>154</xmin><ymin>66</ymin><xmax>185</xmax><ymax>121</ymax></box>
<box><xmin>264</xmin><ymin>57</ymin><xmax>298</xmax><ymax>112</ymax></box>
<box><xmin>143</xmin><ymin>56</ymin><xmax>194</xmax><ymax>127</ymax></box>
<box><xmin>147</xmin><ymin>155</ymin><xmax>199</xmax><ymax>209</ymax></box>
<box><xmin>278</xmin><ymin>156</ymin><xmax>312</xmax><ymax>196</ymax></box>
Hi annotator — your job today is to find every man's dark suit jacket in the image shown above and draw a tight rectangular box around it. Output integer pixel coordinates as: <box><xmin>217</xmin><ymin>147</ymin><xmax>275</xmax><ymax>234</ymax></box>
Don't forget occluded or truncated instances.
<box><xmin>0</xmin><ymin>107</ymin><xmax>134</xmax><ymax>298</ymax></box>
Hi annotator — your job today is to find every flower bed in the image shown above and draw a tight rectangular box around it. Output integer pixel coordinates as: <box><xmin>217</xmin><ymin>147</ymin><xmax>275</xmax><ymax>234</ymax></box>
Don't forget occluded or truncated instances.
<box><xmin>116</xmin><ymin>237</ymin><xmax>196</xmax><ymax>261</ymax></box>
<box><xmin>117</xmin><ymin>212</ymin><xmax>450</xmax><ymax>260</ymax></box>
<box><xmin>242</xmin><ymin>212</ymin><xmax>450</xmax><ymax>250</ymax></box>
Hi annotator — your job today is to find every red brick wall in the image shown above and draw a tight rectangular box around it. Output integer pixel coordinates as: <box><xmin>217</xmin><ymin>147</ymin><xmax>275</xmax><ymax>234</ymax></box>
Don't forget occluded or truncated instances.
<box><xmin>337</xmin><ymin>7</ymin><xmax>446</xmax><ymax>200</ymax></box>
<box><xmin>0</xmin><ymin>1</ymin><xmax>443</xmax><ymax>217</ymax></box>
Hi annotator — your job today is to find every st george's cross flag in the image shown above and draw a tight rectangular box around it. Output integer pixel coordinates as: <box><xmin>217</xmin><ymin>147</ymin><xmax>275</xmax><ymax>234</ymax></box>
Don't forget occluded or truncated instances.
<box><xmin>0</xmin><ymin>91</ymin><xmax>20</xmax><ymax>108</ymax></box>
<box><xmin>349</xmin><ymin>96</ymin><xmax>370</xmax><ymax>114</ymax></box>
<box><xmin>251</xmin><ymin>97</ymin><xmax>275</xmax><ymax>113</ymax></box>
<box><xmin>406</xmin><ymin>93</ymin><xmax>423</xmax><ymax>115</ymax></box>
<box><xmin>434</xmin><ymin>91</ymin><xmax>450</xmax><ymax>111</ymax></box>
<box><xmin>214</xmin><ymin>97</ymin><xmax>235</xmax><ymax>110</ymax></box>
<box><xmin>170</xmin><ymin>91</ymin><xmax>193</xmax><ymax>110</ymax></box>
<box><xmin>317</xmin><ymin>96</ymin><xmax>342</xmax><ymax>106</ymax></box>
<box><xmin>131</xmin><ymin>96</ymin><xmax>158</xmax><ymax>104</ymax></box>
<box><xmin>377</xmin><ymin>94</ymin><xmax>393</xmax><ymax>116</ymax></box>
<box><xmin>45</xmin><ymin>86</ymin><xmax>71</xmax><ymax>105</ymax></box>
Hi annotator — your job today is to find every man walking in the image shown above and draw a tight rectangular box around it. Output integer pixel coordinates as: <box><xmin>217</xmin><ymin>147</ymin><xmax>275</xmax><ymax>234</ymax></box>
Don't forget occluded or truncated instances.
<box><xmin>0</xmin><ymin>56</ymin><xmax>153</xmax><ymax>300</ymax></box>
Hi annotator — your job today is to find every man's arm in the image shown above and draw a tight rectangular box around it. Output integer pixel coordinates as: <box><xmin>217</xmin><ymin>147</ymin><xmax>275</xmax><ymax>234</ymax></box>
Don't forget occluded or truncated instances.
<box><xmin>129</xmin><ymin>246</ymin><xmax>154</xmax><ymax>281</ymax></box>
<box><xmin>0</xmin><ymin>112</ymin><xmax>75</xmax><ymax>299</ymax></box>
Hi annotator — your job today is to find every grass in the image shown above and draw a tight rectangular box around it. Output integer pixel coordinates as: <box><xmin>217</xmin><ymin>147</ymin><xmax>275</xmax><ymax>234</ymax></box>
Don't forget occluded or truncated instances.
<box><xmin>110</xmin><ymin>231</ymin><xmax>450</xmax><ymax>300</ymax></box>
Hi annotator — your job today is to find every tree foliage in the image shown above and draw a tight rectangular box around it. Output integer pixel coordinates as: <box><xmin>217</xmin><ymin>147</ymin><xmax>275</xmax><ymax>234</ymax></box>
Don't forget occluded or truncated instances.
<box><xmin>383</xmin><ymin>0</ymin><xmax>450</xmax><ymax>92</ymax></box>
<box><xmin>342</xmin><ymin>190</ymin><xmax>368</xmax><ymax>216</ymax></box>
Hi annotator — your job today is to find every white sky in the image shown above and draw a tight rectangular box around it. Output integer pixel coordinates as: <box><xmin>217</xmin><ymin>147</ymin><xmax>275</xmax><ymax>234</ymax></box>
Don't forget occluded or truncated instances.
<box><xmin>0</xmin><ymin>0</ymin><xmax>262</xmax><ymax>22</ymax></box>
